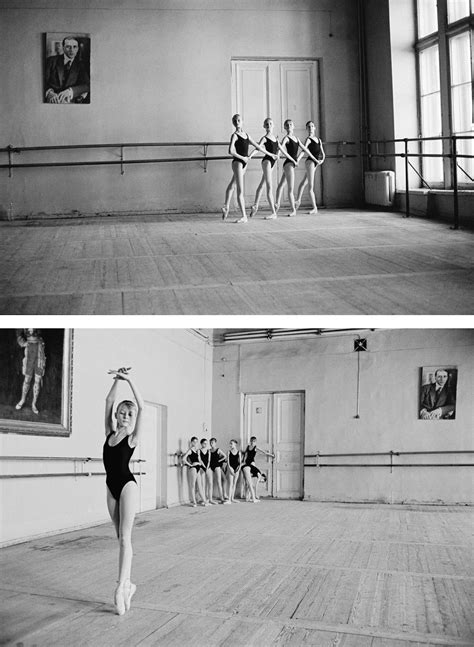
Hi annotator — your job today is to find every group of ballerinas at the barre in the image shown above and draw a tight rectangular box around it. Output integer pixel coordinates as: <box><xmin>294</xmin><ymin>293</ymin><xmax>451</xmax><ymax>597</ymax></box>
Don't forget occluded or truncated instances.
<box><xmin>182</xmin><ymin>435</ymin><xmax>274</xmax><ymax>506</ymax></box>
<box><xmin>222</xmin><ymin>113</ymin><xmax>325</xmax><ymax>223</ymax></box>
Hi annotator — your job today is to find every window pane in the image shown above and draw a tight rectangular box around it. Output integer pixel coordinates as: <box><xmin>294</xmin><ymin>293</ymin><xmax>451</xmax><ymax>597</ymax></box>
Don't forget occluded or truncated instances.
<box><xmin>449</xmin><ymin>32</ymin><xmax>471</xmax><ymax>85</ymax></box>
<box><xmin>419</xmin><ymin>46</ymin><xmax>440</xmax><ymax>94</ymax></box>
<box><xmin>421</xmin><ymin>93</ymin><xmax>442</xmax><ymax>135</ymax></box>
<box><xmin>422</xmin><ymin>140</ymin><xmax>444</xmax><ymax>183</ymax></box>
<box><xmin>448</xmin><ymin>0</ymin><xmax>470</xmax><ymax>22</ymax></box>
<box><xmin>452</xmin><ymin>84</ymin><xmax>472</xmax><ymax>131</ymax></box>
<box><xmin>455</xmin><ymin>138</ymin><xmax>474</xmax><ymax>183</ymax></box>
<box><xmin>417</xmin><ymin>0</ymin><xmax>438</xmax><ymax>37</ymax></box>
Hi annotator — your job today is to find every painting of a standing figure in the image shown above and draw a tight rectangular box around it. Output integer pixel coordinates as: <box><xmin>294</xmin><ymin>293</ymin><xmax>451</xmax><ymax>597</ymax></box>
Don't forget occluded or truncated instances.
<box><xmin>0</xmin><ymin>329</ymin><xmax>73</xmax><ymax>436</ymax></box>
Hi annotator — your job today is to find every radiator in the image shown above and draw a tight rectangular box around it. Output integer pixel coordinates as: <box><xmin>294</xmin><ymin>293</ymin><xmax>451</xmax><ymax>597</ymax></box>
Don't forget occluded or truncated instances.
<box><xmin>364</xmin><ymin>171</ymin><xmax>395</xmax><ymax>206</ymax></box>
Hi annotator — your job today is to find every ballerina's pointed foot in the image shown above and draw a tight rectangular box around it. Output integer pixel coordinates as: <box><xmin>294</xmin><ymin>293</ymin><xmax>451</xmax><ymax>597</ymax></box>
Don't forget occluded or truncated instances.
<box><xmin>249</xmin><ymin>205</ymin><xmax>258</xmax><ymax>217</ymax></box>
<box><xmin>265</xmin><ymin>213</ymin><xmax>277</xmax><ymax>220</ymax></box>
<box><xmin>235</xmin><ymin>217</ymin><xmax>248</xmax><ymax>223</ymax></box>
<box><xmin>287</xmin><ymin>212</ymin><xmax>296</xmax><ymax>217</ymax></box>
<box><xmin>125</xmin><ymin>581</ymin><xmax>136</xmax><ymax>612</ymax></box>
<box><xmin>222</xmin><ymin>207</ymin><xmax>229</xmax><ymax>220</ymax></box>
<box><xmin>309</xmin><ymin>207</ymin><xmax>318</xmax><ymax>214</ymax></box>
<box><xmin>114</xmin><ymin>584</ymin><xmax>126</xmax><ymax>616</ymax></box>
<box><xmin>15</xmin><ymin>401</ymin><xmax>24</xmax><ymax>410</ymax></box>
<box><xmin>32</xmin><ymin>404</ymin><xmax>39</xmax><ymax>415</ymax></box>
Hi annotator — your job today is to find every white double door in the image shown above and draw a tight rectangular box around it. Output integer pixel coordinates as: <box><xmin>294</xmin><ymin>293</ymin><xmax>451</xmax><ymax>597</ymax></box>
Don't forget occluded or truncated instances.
<box><xmin>231</xmin><ymin>59</ymin><xmax>321</xmax><ymax>207</ymax></box>
<box><xmin>243</xmin><ymin>392</ymin><xmax>304</xmax><ymax>499</ymax></box>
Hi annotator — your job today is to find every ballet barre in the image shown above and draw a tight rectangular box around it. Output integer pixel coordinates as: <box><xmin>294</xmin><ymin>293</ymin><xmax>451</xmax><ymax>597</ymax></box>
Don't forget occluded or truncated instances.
<box><xmin>305</xmin><ymin>449</ymin><xmax>474</xmax><ymax>472</ymax></box>
<box><xmin>0</xmin><ymin>454</ymin><xmax>146</xmax><ymax>479</ymax></box>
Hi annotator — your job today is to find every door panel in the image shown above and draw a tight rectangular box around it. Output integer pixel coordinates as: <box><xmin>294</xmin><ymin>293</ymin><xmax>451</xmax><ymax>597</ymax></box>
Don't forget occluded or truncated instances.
<box><xmin>243</xmin><ymin>391</ymin><xmax>304</xmax><ymax>499</ymax></box>
<box><xmin>273</xmin><ymin>393</ymin><xmax>303</xmax><ymax>499</ymax></box>
<box><xmin>232</xmin><ymin>58</ymin><xmax>321</xmax><ymax>207</ymax></box>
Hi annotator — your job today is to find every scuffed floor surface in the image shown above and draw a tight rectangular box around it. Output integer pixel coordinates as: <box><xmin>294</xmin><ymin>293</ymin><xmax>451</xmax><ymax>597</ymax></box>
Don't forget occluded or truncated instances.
<box><xmin>1</xmin><ymin>500</ymin><xmax>473</xmax><ymax>646</ymax></box>
<box><xmin>0</xmin><ymin>210</ymin><xmax>473</xmax><ymax>314</ymax></box>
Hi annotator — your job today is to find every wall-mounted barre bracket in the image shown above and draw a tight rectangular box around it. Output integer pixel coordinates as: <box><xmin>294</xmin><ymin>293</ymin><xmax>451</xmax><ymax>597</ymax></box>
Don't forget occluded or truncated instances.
<box><xmin>203</xmin><ymin>144</ymin><xmax>208</xmax><ymax>173</ymax></box>
<box><xmin>120</xmin><ymin>145</ymin><xmax>125</xmax><ymax>176</ymax></box>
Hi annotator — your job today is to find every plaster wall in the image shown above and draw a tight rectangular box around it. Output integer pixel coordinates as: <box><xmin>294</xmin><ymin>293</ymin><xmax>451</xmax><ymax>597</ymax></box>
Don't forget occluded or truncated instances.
<box><xmin>212</xmin><ymin>329</ymin><xmax>474</xmax><ymax>505</ymax></box>
<box><xmin>0</xmin><ymin>329</ymin><xmax>212</xmax><ymax>545</ymax></box>
<box><xmin>0</xmin><ymin>0</ymin><xmax>362</xmax><ymax>218</ymax></box>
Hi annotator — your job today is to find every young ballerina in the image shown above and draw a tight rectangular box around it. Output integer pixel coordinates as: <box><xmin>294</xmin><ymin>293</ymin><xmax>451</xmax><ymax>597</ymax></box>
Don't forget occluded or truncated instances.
<box><xmin>248</xmin><ymin>117</ymin><xmax>280</xmax><ymax>220</ymax></box>
<box><xmin>275</xmin><ymin>119</ymin><xmax>319</xmax><ymax>217</ymax></box>
<box><xmin>242</xmin><ymin>436</ymin><xmax>275</xmax><ymax>501</ymax></box>
<box><xmin>295</xmin><ymin>121</ymin><xmax>325</xmax><ymax>214</ymax></box>
<box><xmin>224</xmin><ymin>439</ymin><xmax>242</xmax><ymax>503</ymax></box>
<box><xmin>199</xmin><ymin>438</ymin><xmax>216</xmax><ymax>504</ymax></box>
<box><xmin>102</xmin><ymin>366</ymin><xmax>144</xmax><ymax>616</ymax></box>
<box><xmin>222</xmin><ymin>113</ymin><xmax>277</xmax><ymax>223</ymax></box>
<box><xmin>183</xmin><ymin>436</ymin><xmax>207</xmax><ymax>507</ymax></box>
<box><xmin>209</xmin><ymin>437</ymin><xmax>227</xmax><ymax>503</ymax></box>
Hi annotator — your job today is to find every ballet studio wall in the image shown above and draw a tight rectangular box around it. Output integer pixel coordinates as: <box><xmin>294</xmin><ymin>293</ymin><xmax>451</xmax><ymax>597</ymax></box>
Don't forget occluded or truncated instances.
<box><xmin>0</xmin><ymin>329</ymin><xmax>213</xmax><ymax>546</ymax></box>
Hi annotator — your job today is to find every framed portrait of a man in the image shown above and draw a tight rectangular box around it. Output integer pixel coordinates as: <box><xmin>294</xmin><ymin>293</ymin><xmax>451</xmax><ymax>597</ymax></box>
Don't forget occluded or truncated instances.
<box><xmin>44</xmin><ymin>32</ymin><xmax>90</xmax><ymax>104</ymax></box>
<box><xmin>419</xmin><ymin>366</ymin><xmax>457</xmax><ymax>420</ymax></box>
<box><xmin>0</xmin><ymin>329</ymin><xmax>73</xmax><ymax>436</ymax></box>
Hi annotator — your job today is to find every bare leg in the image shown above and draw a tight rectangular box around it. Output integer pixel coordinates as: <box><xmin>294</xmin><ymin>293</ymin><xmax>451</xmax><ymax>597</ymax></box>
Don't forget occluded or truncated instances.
<box><xmin>233</xmin><ymin>160</ymin><xmax>247</xmax><ymax>222</ymax></box>
<box><xmin>306</xmin><ymin>160</ymin><xmax>318</xmax><ymax>213</ymax></box>
<box><xmin>188</xmin><ymin>467</ymin><xmax>198</xmax><ymax>506</ymax></box>
<box><xmin>114</xmin><ymin>481</ymin><xmax>138</xmax><ymax>615</ymax></box>
<box><xmin>262</xmin><ymin>160</ymin><xmax>277</xmax><ymax>219</ymax></box>
<box><xmin>195</xmin><ymin>469</ymin><xmax>207</xmax><ymax>504</ymax></box>
<box><xmin>223</xmin><ymin>176</ymin><xmax>235</xmax><ymax>219</ymax></box>
<box><xmin>296</xmin><ymin>175</ymin><xmax>308</xmax><ymax>208</ymax></box>
<box><xmin>242</xmin><ymin>466</ymin><xmax>257</xmax><ymax>502</ymax></box>
<box><xmin>214</xmin><ymin>467</ymin><xmax>225</xmax><ymax>501</ymax></box>
<box><xmin>251</xmin><ymin>173</ymin><xmax>265</xmax><ymax>216</ymax></box>
<box><xmin>275</xmin><ymin>171</ymin><xmax>286</xmax><ymax>211</ymax></box>
<box><xmin>106</xmin><ymin>487</ymin><xmax>120</xmax><ymax>538</ymax></box>
<box><xmin>205</xmin><ymin>470</ymin><xmax>216</xmax><ymax>503</ymax></box>
<box><xmin>284</xmin><ymin>164</ymin><xmax>296</xmax><ymax>216</ymax></box>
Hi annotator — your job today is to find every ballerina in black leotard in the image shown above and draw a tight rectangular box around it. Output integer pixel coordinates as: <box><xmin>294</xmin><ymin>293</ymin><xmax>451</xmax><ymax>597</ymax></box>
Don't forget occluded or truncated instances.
<box><xmin>224</xmin><ymin>439</ymin><xmax>242</xmax><ymax>503</ymax></box>
<box><xmin>248</xmin><ymin>117</ymin><xmax>283</xmax><ymax>220</ymax></box>
<box><xmin>209</xmin><ymin>437</ymin><xmax>227</xmax><ymax>503</ymax></box>
<box><xmin>103</xmin><ymin>367</ymin><xmax>144</xmax><ymax>616</ymax></box>
<box><xmin>222</xmin><ymin>113</ymin><xmax>277</xmax><ymax>223</ymax></box>
<box><xmin>295</xmin><ymin>121</ymin><xmax>325</xmax><ymax>214</ymax></box>
<box><xmin>183</xmin><ymin>436</ymin><xmax>207</xmax><ymax>507</ymax></box>
<box><xmin>242</xmin><ymin>436</ymin><xmax>274</xmax><ymax>501</ymax></box>
<box><xmin>275</xmin><ymin>119</ymin><xmax>319</xmax><ymax>217</ymax></box>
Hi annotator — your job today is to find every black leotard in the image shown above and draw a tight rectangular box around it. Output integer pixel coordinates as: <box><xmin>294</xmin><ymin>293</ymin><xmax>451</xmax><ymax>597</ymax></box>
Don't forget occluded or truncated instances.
<box><xmin>199</xmin><ymin>449</ymin><xmax>211</xmax><ymax>471</ymax></box>
<box><xmin>228</xmin><ymin>450</ymin><xmax>241</xmax><ymax>471</ymax></box>
<box><xmin>307</xmin><ymin>137</ymin><xmax>323</xmax><ymax>162</ymax></box>
<box><xmin>244</xmin><ymin>445</ymin><xmax>262</xmax><ymax>478</ymax></box>
<box><xmin>188</xmin><ymin>449</ymin><xmax>200</xmax><ymax>470</ymax></box>
<box><xmin>263</xmin><ymin>137</ymin><xmax>278</xmax><ymax>167</ymax></box>
<box><xmin>283</xmin><ymin>137</ymin><xmax>299</xmax><ymax>167</ymax></box>
<box><xmin>234</xmin><ymin>133</ymin><xmax>250</xmax><ymax>167</ymax></box>
<box><xmin>103</xmin><ymin>433</ymin><xmax>136</xmax><ymax>501</ymax></box>
<box><xmin>210</xmin><ymin>448</ymin><xmax>225</xmax><ymax>471</ymax></box>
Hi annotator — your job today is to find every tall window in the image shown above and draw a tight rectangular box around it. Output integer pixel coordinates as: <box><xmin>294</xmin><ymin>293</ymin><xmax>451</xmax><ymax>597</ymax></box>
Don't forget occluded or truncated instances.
<box><xmin>416</xmin><ymin>0</ymin><xmax>473</xmax><ymax>187</ymax></box>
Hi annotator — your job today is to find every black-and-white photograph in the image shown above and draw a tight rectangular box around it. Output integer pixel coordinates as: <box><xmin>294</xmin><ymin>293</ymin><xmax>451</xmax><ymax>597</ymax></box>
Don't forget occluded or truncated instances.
<box><xmin>44</xmin><ymin>32</ymin><xmax>90</xmax><ymax>104</ymax></box>
<box><xmin>0</xmin><ymin>328</ymin><xmax>473</xmax><ymax>646</ymax></box>
<box><xmin>419</xmin><ymin>365</ymin><xmax>458</xmax><ymax>420</ymax></box>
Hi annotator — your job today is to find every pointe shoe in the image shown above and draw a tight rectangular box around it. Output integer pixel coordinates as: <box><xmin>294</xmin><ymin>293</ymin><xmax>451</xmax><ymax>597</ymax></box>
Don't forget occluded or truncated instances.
<box><xmin>309</xmin><ymin>207</ymin><xmax>318</xmax><ymax>214</ymax></box>
<box><xmin>265</xmin><ymin>213</ymin><xmax>277</xmax><ymax>220</ymax></box>
<box><xmin>114</xmin><ymin>584</ymin><xmax>126</xmax><ymax>616</ymax></box>
<box><xmin>287</xmin><ymin>212</ymin><xmax>296</xmax><ymax>217</ymax></box>
<box><xmin>32</xmin><ymin>404</ymin><xmax>39</xmax><ymax>415</ymax></box>
<box><xmin>222</xmin><ymin>206</ymin><xmax>229</xmax><ymax>220</ymax></box>
<box><xmin>249</xmin><ymin>204</ymin><xmax>258</xmax><ymax>217</ymax></box>
<box><xmin>15</xmin><ymin>401</ymin><xmax>24</xmax><ymax>410</ymax></box>
<box><xmin>235</xmin><ymin>217</ymin><xmax>248</xmax><ymax>223</ymax></box>
<box><xmin>124</xmin><ymin>581</ymin><xmax>136</xmax><ymax>612</ymax></box>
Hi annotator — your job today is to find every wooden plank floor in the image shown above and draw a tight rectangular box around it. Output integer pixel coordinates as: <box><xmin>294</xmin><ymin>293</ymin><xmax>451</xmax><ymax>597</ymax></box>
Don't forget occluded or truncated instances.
<box><xmin>0</xmin><ymin>210</ymin><xmax>473</xmax><ymax>314</ymax></box>
<box><xmin>1</xmin><ymin>501</ymin><xmax>473</xmax><ymax>646</ymax></box>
